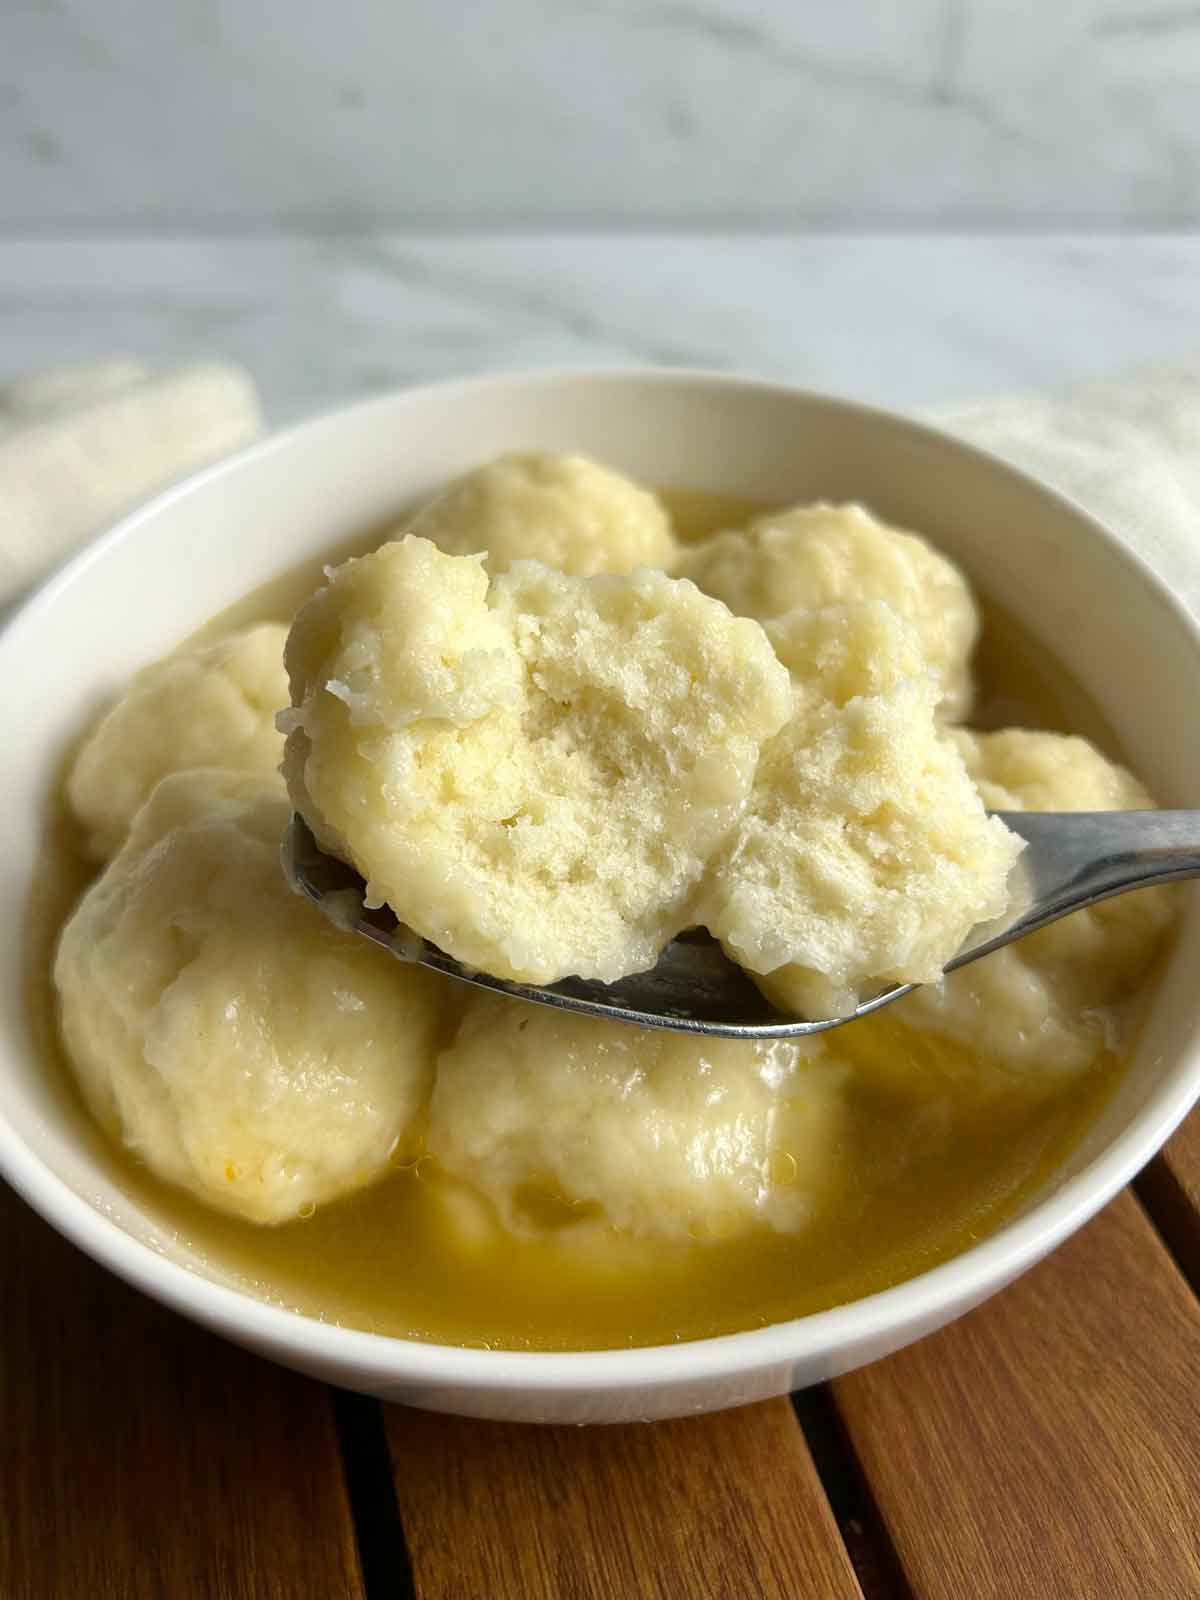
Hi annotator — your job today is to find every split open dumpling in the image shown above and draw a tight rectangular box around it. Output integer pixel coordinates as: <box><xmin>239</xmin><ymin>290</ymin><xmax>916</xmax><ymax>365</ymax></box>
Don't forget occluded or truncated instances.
<box><xmin>892</xmin><ymin>728</ymin><xmax>1174</xmax><ymax>1075</ymax></box>
<box><xmin>67</xmin><ymin>622</ymin><xmax>289</xmax><ymax>860</ymax></box>
<box><xmin>54</xmin><ymin>768</ymin><xmax>442</xmax><ymax>1224</ymax></box>
<box><xmin>699</xmin><ymin>602</ymin><xmax>1023</xmax><ymax>1021</ymax></box>
<box><xmin>427</xmin><ymin>993</ymin><xmax>848</xmax><ymax>1241</ymax></box>
<box><xmin>680</xmin><ymin>503</ymin><xmax>978</xmax><ymax>719</ymax></box>
<box><xmin>405</xmin><ymin>450</ymin><xmax>679</xmax><ymax>576</ymax></box>
<box><xmin>282</xmin><ymin>535</ymin><xmax>792</xmax><ymax>985</ymax></box>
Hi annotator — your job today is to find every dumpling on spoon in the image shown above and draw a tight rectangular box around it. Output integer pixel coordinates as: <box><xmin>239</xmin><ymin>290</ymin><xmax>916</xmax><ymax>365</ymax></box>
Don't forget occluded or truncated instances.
<box><xmin>699</xmin><ymin>602</ymin><xmax>1022</xmax><ymax>1020</ymax></box>
<box><xmin>282</xmin><ymin>535</ymin><xmax>792</xmax><ymax>986</ymax></box>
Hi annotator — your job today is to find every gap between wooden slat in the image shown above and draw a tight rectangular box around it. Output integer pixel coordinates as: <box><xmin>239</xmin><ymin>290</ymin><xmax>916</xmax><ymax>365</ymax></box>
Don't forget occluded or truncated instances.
<box><xmin>1134</xmin><ymin>1159</ymin><xmax>1200</xmax><ymax>1296</ymax></box>
<box><xmin>791</xmin><ymin>1386</ymin><xmax>915</xmax><ymax>1600</ymax></box>
<box><xmin>332</xmin><ymin>1390</ymin><xmax>418</xmax><ymax>1600</ymax></box>
<box><xmin>1135</xmin><ymin>1108</ymin><xmax>1200</xmax><ymax>1297</ymax></box>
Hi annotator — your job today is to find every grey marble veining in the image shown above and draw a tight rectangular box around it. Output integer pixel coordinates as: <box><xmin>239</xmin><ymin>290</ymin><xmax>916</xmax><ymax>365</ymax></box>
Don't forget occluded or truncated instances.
<box><xmin>2</xmin><ymin>234</ymin><xmax>1199</xmax><ymax>423</ymax></box>
<box><xmin>2</xmin><ymin>0</ymin><xmax>1200</xmax><ymax>229</ymax></box>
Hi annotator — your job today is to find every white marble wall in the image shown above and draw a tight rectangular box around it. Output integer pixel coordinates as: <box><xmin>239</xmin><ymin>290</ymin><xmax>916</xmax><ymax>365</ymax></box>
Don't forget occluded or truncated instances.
<box><xmin>3</xmin><ymin>0</ymin><xmax>1200</xmax><ymax>229</ymax></box>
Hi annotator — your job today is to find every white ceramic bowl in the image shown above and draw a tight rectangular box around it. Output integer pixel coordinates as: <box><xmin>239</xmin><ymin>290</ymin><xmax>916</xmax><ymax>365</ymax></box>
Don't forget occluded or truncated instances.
<box><xmin>3</xmin><ymin>369</ymin><xmax>1200</xmax><ymax>1424</ymax></box>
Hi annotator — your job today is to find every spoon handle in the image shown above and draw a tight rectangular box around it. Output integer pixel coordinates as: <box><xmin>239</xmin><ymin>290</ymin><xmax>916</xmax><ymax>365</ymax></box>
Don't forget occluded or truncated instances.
<box><xmin>951</xmin><ymin>810</ymin><xmax>1200</xmax><ymax>971</ymax></box>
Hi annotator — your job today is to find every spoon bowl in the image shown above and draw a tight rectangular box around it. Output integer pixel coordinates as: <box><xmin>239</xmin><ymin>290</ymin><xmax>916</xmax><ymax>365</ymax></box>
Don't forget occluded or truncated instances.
<box><xmin>285</xmin><ymin>808</ymin><xmax>1200</xmax><ymax>1038</ymax></box>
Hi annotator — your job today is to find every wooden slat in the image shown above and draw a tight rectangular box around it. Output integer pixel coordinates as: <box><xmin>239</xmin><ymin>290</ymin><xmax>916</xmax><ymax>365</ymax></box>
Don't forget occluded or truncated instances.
<box><xmin>0</xmin><ymin>1181</ymin><xmax>364</xmax><ymax>1600</ymax></box>
<box><xmin>833</xmin><ymin>1189</ymin><xmax>1200</xmax><ymax>1600</ymax></box>
<box><xmin>1141</xmin><ymin>1106</ymin><xmax>1200</xmax><ymax>1289</ymax></box>
<box><xmin>385</xmin><ymin>1397</ymin><xmax>864</xmax><ymax>1600</ymax></box>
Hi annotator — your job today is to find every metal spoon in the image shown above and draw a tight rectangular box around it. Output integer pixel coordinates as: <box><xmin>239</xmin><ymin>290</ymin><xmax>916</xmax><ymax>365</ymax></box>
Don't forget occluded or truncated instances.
<box><xmin>285</xmin><ymin>810</ymin><xmax>1197</xmax><ymax>1039</ymax></box>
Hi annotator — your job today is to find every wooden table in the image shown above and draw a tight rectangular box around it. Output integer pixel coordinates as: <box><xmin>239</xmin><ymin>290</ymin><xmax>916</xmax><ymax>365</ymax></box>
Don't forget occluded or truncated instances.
<box><xmin>4</xmin><ymin>1113</ymin><xmax>1200</xmax><ymax>1599</ymax></box>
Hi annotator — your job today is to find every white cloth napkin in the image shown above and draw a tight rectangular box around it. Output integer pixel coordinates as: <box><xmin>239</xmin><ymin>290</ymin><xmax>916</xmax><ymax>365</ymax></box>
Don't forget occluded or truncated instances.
<box><xmin>933</xmin><ymin>361</ymin><xmax>1200</xmax><ymax>623</ymax></box>
<box><xmin>0</xmin><ymin>359</ymin><xmax>262</xmax><ymax>608</ymax></box>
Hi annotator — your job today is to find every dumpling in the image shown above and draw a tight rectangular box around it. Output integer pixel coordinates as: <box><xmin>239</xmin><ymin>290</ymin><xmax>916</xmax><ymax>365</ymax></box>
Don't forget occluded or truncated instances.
<box><xmin>404</xmin><ymin>451</ymin><xmax>678</xmax><ymax>575</ymax></box>
<box><xmin>680</xmin><ymin>502</ymin><xmax>978</xmax><ymax>719</ymax></box>
<box><xmin>892</xmin><ymin>728</ymin><xmax>1175</xmax><ymax>1075</ymax></box>
<box><xmin>67</xmin><ymin>622</ymin><xmax>288</xmax><ymax>859</ymax></box>
<box><xmin>54</xmin><ymin>769</ymin><xmax>442</xmax><ymax>1223</ymax></box>
<box><xmin>426</xmin><ymin>993</ymin><xmax>847</xmax><ymax>1241</ymax></box>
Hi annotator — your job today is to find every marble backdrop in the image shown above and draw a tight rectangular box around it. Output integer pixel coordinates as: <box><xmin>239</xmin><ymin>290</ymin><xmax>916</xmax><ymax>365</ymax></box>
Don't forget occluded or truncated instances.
<box><xmin>2</xmin><ymin>0</ymin><xmax>1199</xmax><ymax>229</ymax></box>
<box><xmin>3</xmin><ymin>234</ymin><xmax>1199</xmax><ymax>422</ymax></box>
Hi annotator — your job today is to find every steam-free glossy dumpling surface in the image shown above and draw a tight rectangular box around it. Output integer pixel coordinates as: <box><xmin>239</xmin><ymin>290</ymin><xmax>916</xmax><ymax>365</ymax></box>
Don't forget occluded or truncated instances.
<box><xmin>426</xmin><ymin>994</ymin><xmax>847</xmax><ymax>1241</ymax></box>
<box><xmin>283</xmin><ymin>535</ymin><xmax>792</xmax><ymax>985</ymax></box>
<box><xmin>680</xmin><ymin>503</ymin><xmax>978</xmax><ymax>719</ymax></box>
<box><xmin>54</xmin><ymin>769</ymin><xmax>442</xmax><ymax>1223</ymax></box>
<box><xmin>893</xmin><ymin>728</ymin><xmax>1174</xmax><ymax>1074</ymax></box>
<box><xmin>67</xmin><ymin>622</ymin><xmax>288</xmax><ymax>859</ymax></box>
<box><xmin>405</xmin><ymin>451</ymin><xmax>679</xmax><ymax>575</ymax></box>
<box><xmin>700</xmin><ymin>603</ymin><xmax>1022</xmax><ymax>1020</ymax></box>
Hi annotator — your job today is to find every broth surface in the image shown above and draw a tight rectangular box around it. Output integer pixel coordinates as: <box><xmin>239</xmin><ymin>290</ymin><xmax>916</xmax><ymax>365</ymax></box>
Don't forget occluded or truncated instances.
<box><xmin>28</xmin><ymin>492</ymin><xmax>1149</xmax><ymax>1350</ymax></box>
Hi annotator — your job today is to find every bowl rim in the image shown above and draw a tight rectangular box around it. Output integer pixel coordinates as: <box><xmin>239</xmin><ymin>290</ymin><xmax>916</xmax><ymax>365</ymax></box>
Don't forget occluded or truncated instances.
<box><xmin>3</xmin><ymin>363</ymin><xmax>1200</xmax><ymax>1394</ymax></box>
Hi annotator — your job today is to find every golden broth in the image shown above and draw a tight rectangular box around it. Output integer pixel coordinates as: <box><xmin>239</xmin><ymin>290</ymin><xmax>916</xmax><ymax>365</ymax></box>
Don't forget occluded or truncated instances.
<box><xmin>27</xmin><ymin>492</ymin><xmax>1151</xmax><ymax>1350</ymax></box>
